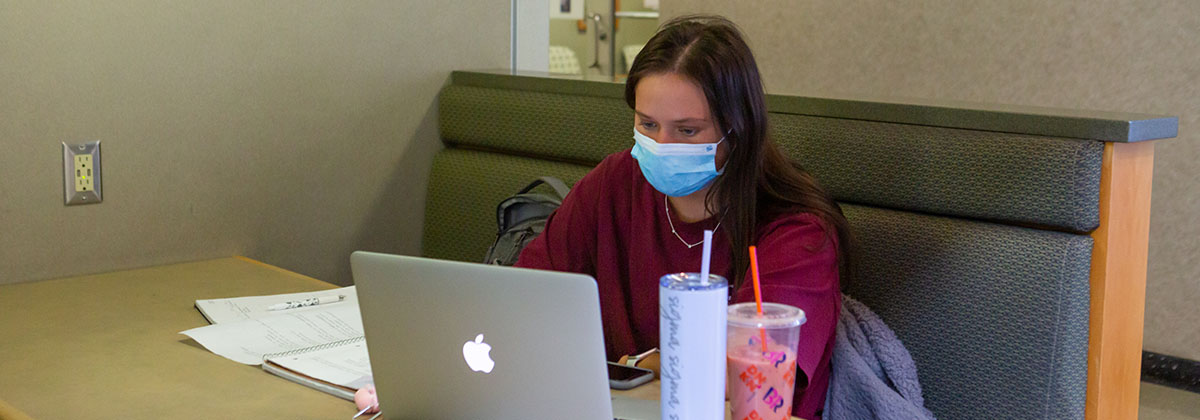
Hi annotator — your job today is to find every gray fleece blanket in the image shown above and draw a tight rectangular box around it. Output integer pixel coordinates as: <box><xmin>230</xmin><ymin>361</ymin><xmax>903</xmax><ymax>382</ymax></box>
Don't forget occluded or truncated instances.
<box><xmin>822</xmin><ymin>295</ymin><xmax>936</xmax><ymax>420</ymax></box>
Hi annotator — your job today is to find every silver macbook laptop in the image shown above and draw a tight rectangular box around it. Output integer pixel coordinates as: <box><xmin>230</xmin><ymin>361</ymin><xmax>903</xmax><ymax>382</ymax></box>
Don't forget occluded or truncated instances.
<box><xmin>352</xmin><ymin>251</ymin><xmax>633</xmax><ymax>420</ymax></box>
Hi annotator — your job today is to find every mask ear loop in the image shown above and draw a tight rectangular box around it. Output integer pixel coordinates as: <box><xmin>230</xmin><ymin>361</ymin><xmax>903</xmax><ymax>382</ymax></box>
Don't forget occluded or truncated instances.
<box><xmin>710</xmin><ymin>128</ymin><xmax>735</xmax><ymax>218</ymax></box>
<box><xmin>716</xmin><ymin>128</ymin><xmax>735</xmax><ymax>171</ymax></box>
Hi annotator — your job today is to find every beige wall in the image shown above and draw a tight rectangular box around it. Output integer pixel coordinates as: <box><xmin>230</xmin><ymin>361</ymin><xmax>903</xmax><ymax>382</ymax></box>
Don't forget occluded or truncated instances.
<box><xmin>663</xmin><ymin>1</ymin><xmax>1200</xmax><ymax>360</ymax></box>
<box><xmin>0</xmin><ymin>1</ymin><xmax>510</xmax><ymax>286</ymax></box>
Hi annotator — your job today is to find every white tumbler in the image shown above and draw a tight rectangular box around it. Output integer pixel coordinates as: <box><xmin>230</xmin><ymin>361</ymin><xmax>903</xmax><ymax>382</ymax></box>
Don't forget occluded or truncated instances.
<box><xmin>659</xmin><ymin>272</ymin><xmax>728</xmax><ymax>420</ymax></box>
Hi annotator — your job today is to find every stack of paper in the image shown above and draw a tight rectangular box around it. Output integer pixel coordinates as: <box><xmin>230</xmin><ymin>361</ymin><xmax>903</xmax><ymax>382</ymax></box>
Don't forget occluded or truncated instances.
<box><xmin>181</xmin><ymin>287</ymin><xmax>372</xmax><ymax>400</ymax></box>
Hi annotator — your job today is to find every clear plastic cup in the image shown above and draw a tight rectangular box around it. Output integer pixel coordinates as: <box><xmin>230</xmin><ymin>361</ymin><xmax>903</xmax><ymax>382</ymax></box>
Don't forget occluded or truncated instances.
<box><xmin>726</xmin><ymin>302</ymin><xmax>806</xmax><ymax>419</ymax></box>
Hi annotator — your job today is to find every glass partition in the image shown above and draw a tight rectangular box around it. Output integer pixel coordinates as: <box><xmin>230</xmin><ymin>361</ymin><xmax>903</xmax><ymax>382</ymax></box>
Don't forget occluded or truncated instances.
<box><xmin>547</xmin><ymin>0</ymin><xmax>659</xmax><ymax>78</ymax></box>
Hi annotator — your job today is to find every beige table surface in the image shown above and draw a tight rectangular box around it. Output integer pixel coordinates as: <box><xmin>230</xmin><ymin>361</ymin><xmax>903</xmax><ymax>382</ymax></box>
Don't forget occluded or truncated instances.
<box><xmin>0</xmin><ymin>257</ymin><xmax>350</xmax><ymax>419</ymax></box>
<box><xmin>612</xmin><ymin>381</ymin><xmax>803</xmax><ymax>420</ymax></box>
<box><xmin>0</xmin><ymin>257</ymin><xmax>800</xmax><ymax>420</ymax></box>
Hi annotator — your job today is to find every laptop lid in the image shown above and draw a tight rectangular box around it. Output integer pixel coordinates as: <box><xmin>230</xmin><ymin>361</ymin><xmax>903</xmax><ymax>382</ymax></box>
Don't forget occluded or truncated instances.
<box><xmin>351</xmin><ymin>252</ymin><xmax>614</xmax><ymax>420</ymax></box>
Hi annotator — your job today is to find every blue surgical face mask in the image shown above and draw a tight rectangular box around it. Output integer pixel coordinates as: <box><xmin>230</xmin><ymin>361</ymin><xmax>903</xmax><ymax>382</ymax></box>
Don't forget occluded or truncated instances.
<box><xmin>630</xmin><ymin>127</ymin><xmax>725</xmax><ymax>197</ymax></box>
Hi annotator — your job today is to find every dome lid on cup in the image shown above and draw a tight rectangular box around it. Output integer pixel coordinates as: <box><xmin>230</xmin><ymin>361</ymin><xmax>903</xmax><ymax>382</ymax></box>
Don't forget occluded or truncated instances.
<box><xmin>727</xmin><ymin>302</ymin><xmax>806</xmax><ymax>329</ymax></box>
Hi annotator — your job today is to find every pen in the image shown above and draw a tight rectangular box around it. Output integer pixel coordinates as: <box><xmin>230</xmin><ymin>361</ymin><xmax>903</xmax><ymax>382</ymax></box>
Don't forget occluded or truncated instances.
<box><xmin>266</xmin><ymin>294</ymin><xmax>345</xmax><ymax>311</ymax></box>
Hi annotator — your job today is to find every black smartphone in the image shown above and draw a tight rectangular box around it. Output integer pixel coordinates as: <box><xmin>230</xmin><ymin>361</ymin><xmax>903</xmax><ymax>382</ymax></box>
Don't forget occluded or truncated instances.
<box><xmin>607</xmin><ymin>361</ymin><xmax>655</xmax><ymax>390</ymax></box>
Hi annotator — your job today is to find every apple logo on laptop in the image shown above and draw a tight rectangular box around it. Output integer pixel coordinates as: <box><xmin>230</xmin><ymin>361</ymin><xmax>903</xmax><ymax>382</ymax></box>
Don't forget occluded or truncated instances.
<box><xmin>462</xmin><ymin>333</ymin><xmax>495</xmax><ymax>373</ymax></box>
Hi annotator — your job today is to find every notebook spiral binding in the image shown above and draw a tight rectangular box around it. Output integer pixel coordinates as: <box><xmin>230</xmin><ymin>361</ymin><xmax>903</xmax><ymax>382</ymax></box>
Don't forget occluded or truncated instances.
<box><xmin>261</xmin><ymin>336</ymin><xmax>366</xmax><ymax>362</ymax></box>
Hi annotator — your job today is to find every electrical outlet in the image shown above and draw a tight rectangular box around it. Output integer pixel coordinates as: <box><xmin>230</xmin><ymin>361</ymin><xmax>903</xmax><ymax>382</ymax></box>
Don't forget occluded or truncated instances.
<box><xmin>74</xmin><ymin>155</ymin><xmax>94</xmax><ymax>192</ymax></box>
<box><xmin>63</xmin><ymin>141</ymin><xmax>102</xmax><ymax>205</ymax></box>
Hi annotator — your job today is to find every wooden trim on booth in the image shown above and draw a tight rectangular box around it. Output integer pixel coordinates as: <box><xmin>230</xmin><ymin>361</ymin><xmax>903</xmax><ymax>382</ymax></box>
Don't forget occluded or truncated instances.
<box><xmin>1086</xmin><ymin>141</ymin><xmax>1155</xmax><ymax>420</ymax></box>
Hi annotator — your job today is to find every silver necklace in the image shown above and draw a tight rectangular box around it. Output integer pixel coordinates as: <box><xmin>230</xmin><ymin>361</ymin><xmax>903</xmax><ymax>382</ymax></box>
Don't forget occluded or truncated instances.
<box><xmin>664</xmin><ymin>196</ymin><xmax>722</xmax><ymax>249</ymax></box>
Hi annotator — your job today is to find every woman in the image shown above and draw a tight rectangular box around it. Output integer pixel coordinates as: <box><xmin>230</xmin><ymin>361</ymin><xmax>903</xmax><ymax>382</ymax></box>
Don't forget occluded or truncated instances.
<box><xmin>515</xmin><ymin>14</ymin><xmax>850</xmax><ymax>419</ymax></box>
<box><xmin>355</xmin><ymin>14</ymin><xmax>848</xmax><ymax>419</ymax></box>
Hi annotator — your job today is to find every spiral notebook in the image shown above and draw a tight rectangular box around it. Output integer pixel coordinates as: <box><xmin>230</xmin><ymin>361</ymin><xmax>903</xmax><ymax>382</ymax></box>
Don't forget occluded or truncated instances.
<box><xmin>261</xmin><ymin>336</ymin><xmax>374</xmax><ymax>401</ymax></box>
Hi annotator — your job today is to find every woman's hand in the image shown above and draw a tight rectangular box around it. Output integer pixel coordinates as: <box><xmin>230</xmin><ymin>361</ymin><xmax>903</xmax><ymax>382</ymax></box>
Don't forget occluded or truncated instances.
<box><xmin>354</xmin><ymin>385</ymin><xmax>380</xmax><ymax>415</ymax></box>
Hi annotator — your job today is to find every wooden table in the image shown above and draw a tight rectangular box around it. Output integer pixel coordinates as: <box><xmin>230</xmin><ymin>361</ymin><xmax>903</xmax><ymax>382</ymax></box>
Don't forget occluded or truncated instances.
<box><xmin>612</xmin><ymin>381</ymin><xmax>803</xmax><ymax>420</ymax></box>
<box><xmin>0</xmin><ymin>257</ymin><xmax>349</xmax><ymax>419</ymax></box>
<box><xmin>0</xmin><ymin>257</ymin><xmax>800</xmax><ymax>419</ymax></box>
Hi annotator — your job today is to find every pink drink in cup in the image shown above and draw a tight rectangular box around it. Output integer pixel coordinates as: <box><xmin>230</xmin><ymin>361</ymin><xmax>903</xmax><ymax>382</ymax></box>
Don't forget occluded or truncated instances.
<box><xmin>728</xmin><ymin>343</ymin><xmax>797</xmax><ymax>420</ymax></box>
<box><xmin>727</xmin><ymin>302</ymin><xmax>806</xmax><ymax>420</ymax></box>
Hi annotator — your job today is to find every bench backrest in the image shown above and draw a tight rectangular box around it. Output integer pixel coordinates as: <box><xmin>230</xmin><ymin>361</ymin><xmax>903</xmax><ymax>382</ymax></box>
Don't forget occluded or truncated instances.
<box><xmin>424</xmin><ymin>70</ymin><xmax>1173</xmax><ymax>420</ymax></box>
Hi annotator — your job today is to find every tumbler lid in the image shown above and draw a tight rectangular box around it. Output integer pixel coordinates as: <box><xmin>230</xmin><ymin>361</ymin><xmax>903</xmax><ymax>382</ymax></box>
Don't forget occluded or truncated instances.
<box><xmin>659</xmin><ymin>272</ymin><xmax>728</xmax><ymax>291</ymax></box>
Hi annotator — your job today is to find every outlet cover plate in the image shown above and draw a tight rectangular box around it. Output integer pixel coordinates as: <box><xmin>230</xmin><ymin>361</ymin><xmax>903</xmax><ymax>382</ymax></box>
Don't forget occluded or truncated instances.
<box><xmin>63</xmin><ymin>141</ymin><xmax>102</xmax><ymax>205</ymax></box>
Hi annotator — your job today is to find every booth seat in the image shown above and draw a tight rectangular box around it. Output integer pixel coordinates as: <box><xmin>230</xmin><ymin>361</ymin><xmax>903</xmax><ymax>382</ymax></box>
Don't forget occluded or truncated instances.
<box><xmin>422</xmin><ymin>70</ymin><xmax>1177</xmax><ymax>420</ymax></box>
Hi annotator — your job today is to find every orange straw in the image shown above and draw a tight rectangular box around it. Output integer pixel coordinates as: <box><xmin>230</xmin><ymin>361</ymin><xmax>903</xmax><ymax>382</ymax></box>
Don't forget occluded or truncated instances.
<box><xmin>749</xmin><ymin>246</ymin><xmax>768</xmax><ymax>353</ymax></box>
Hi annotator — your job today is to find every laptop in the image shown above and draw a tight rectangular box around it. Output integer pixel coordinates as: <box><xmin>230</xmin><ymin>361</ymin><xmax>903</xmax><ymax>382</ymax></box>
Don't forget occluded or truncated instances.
<box><xmin>352</xmin><ymin>251</ymin><xmax>656</xmax><ymax>420</ymax></box>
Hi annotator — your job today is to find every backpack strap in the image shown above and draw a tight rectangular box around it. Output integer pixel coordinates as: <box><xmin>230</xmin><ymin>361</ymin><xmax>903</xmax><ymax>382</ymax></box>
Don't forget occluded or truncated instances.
<box><xmin>515</xmin><ymin>176</ymin><xmax>571</xmax><ymax>200</ymax></box>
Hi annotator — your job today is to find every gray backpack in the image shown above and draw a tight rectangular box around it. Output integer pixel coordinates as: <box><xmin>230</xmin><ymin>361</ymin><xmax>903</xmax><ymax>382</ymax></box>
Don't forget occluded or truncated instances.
<box><xmin>484</xmin><ymin>176</ymin><xmax>571</xmax><ymax>266</ymax></box>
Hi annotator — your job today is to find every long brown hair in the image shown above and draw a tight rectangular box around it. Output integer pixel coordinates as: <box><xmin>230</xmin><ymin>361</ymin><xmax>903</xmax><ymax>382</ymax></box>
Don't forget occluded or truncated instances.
<box><xmin>625</xmin><ymin>15</ymin><xmax>851</xmax><ymax>290</ymax></box>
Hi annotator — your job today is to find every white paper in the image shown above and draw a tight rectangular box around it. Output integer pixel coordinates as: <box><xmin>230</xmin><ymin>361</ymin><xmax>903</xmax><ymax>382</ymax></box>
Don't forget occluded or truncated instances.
<box><xmin>660</xmin><ymin>286</ymin><xmax>727</xmax><ymax>420</ymax></box>
<box><xmin>269</xmin><ymin>339</ymin><xmax>374</xmax><ymax>389</ymax></box>
<box><xmin>180</xmin><ymin>304</ymin><xmax>364</xmax><ymax>365</ymax></box>
<box><xmin>194</xmin><ymin>286</ymin><xmax>357</xmax><ymax>324</ymax></box>
<box><xmin>643</xmin><ymin>0</ymin><xmax>659</xmax><ymax>10</ymax></box>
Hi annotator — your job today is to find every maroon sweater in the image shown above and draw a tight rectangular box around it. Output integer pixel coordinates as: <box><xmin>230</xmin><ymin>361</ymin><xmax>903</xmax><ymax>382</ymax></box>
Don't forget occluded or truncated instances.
<box><xmin>515</xmin><ymin>150</ymin><xmax>840</xmax><ymax>419</ymax></box>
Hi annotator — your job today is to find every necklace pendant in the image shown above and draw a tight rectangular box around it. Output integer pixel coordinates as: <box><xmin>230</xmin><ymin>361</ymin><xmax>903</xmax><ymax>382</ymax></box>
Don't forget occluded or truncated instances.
<box><xmin>664</xmin><ymin>195</ymin><xmax>721</xmax><ymax>250</ymax></box>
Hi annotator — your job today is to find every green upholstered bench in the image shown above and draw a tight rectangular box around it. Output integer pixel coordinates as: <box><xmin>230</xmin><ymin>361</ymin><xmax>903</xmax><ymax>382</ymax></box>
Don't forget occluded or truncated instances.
<box><xmin>422</xmin><ymin>70</ymin><xmax>1177</xmax><ymax>420</ymax></box>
